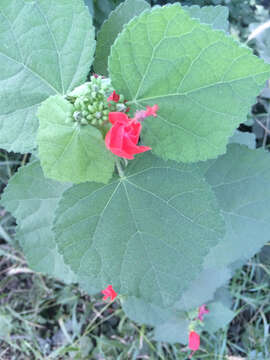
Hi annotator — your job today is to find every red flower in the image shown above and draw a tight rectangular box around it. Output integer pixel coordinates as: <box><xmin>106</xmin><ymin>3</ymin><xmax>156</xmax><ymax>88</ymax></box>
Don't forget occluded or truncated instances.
<box><xmin>107</xmin><ymin>91</ymin><xmax>120</xmax><ymax>103</ymax></box>
<box><xmin>198</xmin><ymin>304</ymin><xmax>209</xmax><ymax>321</ymax></box>
<box><xmin>134</xmin><ymin>104</ymin><xmax>159</xmax><ymax>121</ymax></box>
<box><xmin>145</xmin><ymin>104</ymin><xmax>159</xmax><ymax>117</ymax></box>
<box><xmin>188</xmin><ymin>331</ymin><xmax>200</xmax><ymax>358</ymax></box>
<box><xmin>105</xmin><ymin>112</ymin><xmax>151</xmax><ymax>160</ymax></box>
<box><xmin>101</xmin><ymin>285</ymin><xmax>117</xmax><ymax>301</ymax></box>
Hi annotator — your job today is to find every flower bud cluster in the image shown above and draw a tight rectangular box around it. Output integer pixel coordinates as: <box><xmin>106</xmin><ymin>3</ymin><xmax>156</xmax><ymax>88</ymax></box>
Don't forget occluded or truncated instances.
<box><xmin>65</xmin><ymin>75</ymin><xmax>127</xmax><ymax>127</ymax></box>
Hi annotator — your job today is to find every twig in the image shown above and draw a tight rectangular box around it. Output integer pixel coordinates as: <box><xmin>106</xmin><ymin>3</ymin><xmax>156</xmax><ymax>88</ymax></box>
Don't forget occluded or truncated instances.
<box><xmin>255</xmin><ymin>118</ymin><xmax>270</xmax><ymax>134</ymax></box>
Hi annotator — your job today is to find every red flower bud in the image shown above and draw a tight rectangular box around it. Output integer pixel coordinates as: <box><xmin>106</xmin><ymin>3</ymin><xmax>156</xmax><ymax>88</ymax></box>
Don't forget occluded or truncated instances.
<box><xmin>107</xmin><ymin>91</ymin><xmax>120</xmax><ymax>103</ymax></box>
<box><xmin>189</xmin><ymin>331</ymin><xmax>200</xmax><ymax>356</ymax></box>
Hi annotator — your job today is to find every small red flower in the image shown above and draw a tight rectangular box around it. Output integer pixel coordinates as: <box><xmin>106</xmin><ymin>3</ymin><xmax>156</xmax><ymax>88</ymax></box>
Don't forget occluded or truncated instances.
<box><xmin>134</xmin><ymin>104</ymin><xmax>159</xmax><ymax>121</ymax></box>
<box><xmin>107</xmin><ymin>91</ymin><xmax>120</xmax><ymax>103</ymax></box>
<box><xmin>188</xmin><ymin>331</ymin><xmax>200</xmax><ymax>357</ymax></box>
<box><xmin>198</xmin><ymin>304</ymin><xmax>209</xmax><ymax>321</ymax></box>
<box><xmin>105</xmin><ymin>112</ymin><xmax>151</xmax><ymax>160</ymax></box>
<box><xmin>145</xmin><ymin>104</ymin><xmax>159</xmax><ymax>117</ymax></box>
<box><xmin>101</xmin><ymin>285</ymin><xmax>117</xmax><ymax>301</ymax></box>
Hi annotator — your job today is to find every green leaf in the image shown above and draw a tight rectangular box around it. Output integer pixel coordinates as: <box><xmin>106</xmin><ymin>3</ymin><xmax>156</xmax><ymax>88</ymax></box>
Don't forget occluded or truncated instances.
<box><xmin>229</xmin><ymin>130</ymin><xmax>256</xmax><ymax>149</ymax></box>
<box><xmin>84</xmin><ymin>0</ymin><xmax>94</xmax><ymax>17</ymax></box>
<box><xmin>54</xmin><ymin>152</ymin><xmax>225</xmax><ymax>307</ymax></box>
<box><xmin>175</xmin><ymin>266</ymin><xmax>231</xmax><ymax>311</ymax></box>
<box><xmin>204</xmin><ymin>301</ymin><xmax>235</xmax><ymax>334</ymax></box>
<box><xmin>0</xmin><ymin>0</ymin><xmax>95</xmax><ymax>153</ymax></box>
<box><xmin>200</xmin><ymin>144</ymin><xmax>270</xmax><ymax>268</ymax></box>
<box><xmin>92</xmin><ymin>0</ymin><xmax>116</xmax><ymax>29</ymax></box>
<box><xmin>154</xmin><ymin>315</ymin><xmax>189</xmax><ymax>344</ymax></box>
<box><xmin>124</xmin><ymin>258</ymin><xmax>229</xmax><ymax>324</ymax></box>
<box><xmin>37</xmin><ymin>95</ymin><xmax>115</xmax><ymax>184</ymax></box>
<box><xmin>153</xmin><ymin>300</ymin><xmax>235</xmax><ymax>344</ymax></box>
<box><xmin>109</xmin><ymin>4</ymin><xmax>270</xmax><ymax>163</ymax></box>
<box><xmin>122</xmin><ymin>296</ymin><xmax>175</xmax><ymax>326</ymax></box>
<box><xmin>123</xmin><ymin>265</ymin><xmax>231</xmax><ymax>327</ymax></box>
<box><xmin>0</xmin><ymin>160</ymin><xmax>76</xmax><ymax>283</ymax></box>
<box><xmin>94</xmin><ymin>0</ymin><xmax>150</xmax><ymax>76</ymax></box>
<box><xmin>184</xmin><ymin>5</ymin><xmax>229</xmax><ymax>33</ymax></box>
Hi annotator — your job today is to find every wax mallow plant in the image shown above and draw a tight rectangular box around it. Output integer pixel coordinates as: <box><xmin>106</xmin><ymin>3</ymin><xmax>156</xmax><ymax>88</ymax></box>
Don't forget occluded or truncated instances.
<box><xmin>1</xmin><ymin>0</ymin><xmax>270</xmax><ymax>354</ymax></box>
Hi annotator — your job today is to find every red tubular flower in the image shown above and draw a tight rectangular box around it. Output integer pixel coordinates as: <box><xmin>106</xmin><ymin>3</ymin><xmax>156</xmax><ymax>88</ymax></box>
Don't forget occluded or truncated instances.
<box><xmin>145</xmin><ymin>104</ymin><xmax>159</xmax><ymax>117</ymax></box>
<box><xmin>198</xmin><ymin>304</ymin><xmax>209</xmax><ymax>321</ymax></box>
<box><xmin>134</xmin><ymin>104</ymin><xmax>159</xmax><ymax>121</ymax></box>
<box><xmin>107</xmin><ymin>91</ymin><xmax>120</xmax><ymax>103</ymax></box>
<box><xmin>101</xmin><ymin>285</ymin><xmax>117</xmax><ymax>301</ymax></box>
<box><xmin>105</xmin><ymin>112</ymin><xmax>151</xmax><ymax>159</ymax></box>
<box><xmin>188</xmin><ymin>331</ymin><xmax>200</xmax><ymax>358</ymax></box>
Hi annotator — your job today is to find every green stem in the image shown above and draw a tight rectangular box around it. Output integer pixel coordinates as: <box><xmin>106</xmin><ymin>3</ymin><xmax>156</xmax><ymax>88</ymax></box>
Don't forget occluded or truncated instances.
<box><xmin>115</xmin><ymin>158</ymin><xmax>124</xmax><ymax>178</ymax></box>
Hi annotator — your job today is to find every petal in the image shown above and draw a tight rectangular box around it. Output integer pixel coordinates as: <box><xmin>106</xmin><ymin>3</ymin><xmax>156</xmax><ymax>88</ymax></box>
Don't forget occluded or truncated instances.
<box><xmin>123</xmin><ymin>136</ymin><xmax>151</xmax><ymax>156</ymax></box>
<box><xmin>105</xmin><ymin>125</ymin><xmax>135</xmax><ymax>159</ymax></box>
<box><xmin>107</xmin><ymin>90</ymin><xmax>120</xmax><ymax>103</ymax></box>
<box><xmin>105</xmin><ymin>123</ymin><xmax>124</xmax><ymax>148</ymax></box>
<box><xmin>129</xmin><ymin>121</ymin><xmax>142</xmax><ymax>144</ymax></box>
<box><xmin>109</xmin><ymin>112</ymin><xmax>130</xmax><ymax>125</ymax></box>
<box><xmin>145</xmin><ymin>104</ymin><xmax>159</xmax><ymax>117</ymax></box>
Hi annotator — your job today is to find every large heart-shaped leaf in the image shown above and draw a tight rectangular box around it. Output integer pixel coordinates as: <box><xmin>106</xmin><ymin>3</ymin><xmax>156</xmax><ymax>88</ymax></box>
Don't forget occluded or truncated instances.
<box><xmin>124</xmin><ymin>144</ymin><xmax>270</xmax><ymax>339</ymax></box>
<box><xmin>200</xmin><ymin>144</ymin><xmax>270</xmax><ymax>268</ymax></box>
<box><xmin>37</xmin><ymin>95</ymin><xmax>115</xmax><ymax>184</ymax></box>
<box><xmin>54</xmin><ymin>152</ymin><xmax>225</xmax><ymax>307</ymax></box>
<box><xmin>109</xmin><ymin>4</ymin><xmax>270</xmax><ymax>162</ymax></box>
<box><xmin>0</xmin><ymin>160</ymin><xmax>76</xmax><ymax>283</ymax></box>
<box><xmin>94</xmin><ymin>0</ymin><xmax>150</xmax><ymax>76</ymax></box>
<box><xmin>0</xmin><ymin>0</ymin><xmax>95</xmax><ymax>153</ymax></box>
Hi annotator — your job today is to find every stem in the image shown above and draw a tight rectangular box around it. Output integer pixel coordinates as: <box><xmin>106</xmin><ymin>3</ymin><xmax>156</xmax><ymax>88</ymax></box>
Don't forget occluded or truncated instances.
<box><xmin>115</xmin><ymin>158</ymin><xmax>124</xmax><ymax>178</ymax></box>
<box><xmin>256</xmin><ymin>118</ymin><xmax>270</xmax><ymax>134</ymax></box>
<box><xmin>21</xmin><ymin>153</ymin><xmax>29</xmax><ymax>167</ymax></box>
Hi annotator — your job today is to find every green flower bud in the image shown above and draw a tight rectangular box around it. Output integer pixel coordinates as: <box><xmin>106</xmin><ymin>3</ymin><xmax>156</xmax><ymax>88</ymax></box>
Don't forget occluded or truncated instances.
<box><xmin>88</xmin><ymin>105</ymin><xmax>95</xmax><ymax>113</ymax></box>
<box><xmin>95</xmin><ymin>112</ymin><xmax>102</xmax><ymax>119</ymax></box>
<box><xmin>81</xmin><ymin>118</ymin><xmax>88</xmax><ymax>125</ymax></box>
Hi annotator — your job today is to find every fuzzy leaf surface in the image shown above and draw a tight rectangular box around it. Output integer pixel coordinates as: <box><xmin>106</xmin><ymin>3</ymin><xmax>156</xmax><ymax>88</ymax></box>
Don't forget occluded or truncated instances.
<box><xmin>37</xmin><ymin>95</ymin><xmax>115</xmax><ymax>184</ymax></box>
<box><xmin>154</xmin><ymin>315</ymin><xmax>189</xmax><ymax>344</ymax></box>
<box><xmin>229</xmin><ymin>130</ymin><xmax>256</xmax><ymax>149</ymax></box>
<box><xmin>200</xmin><ymin>144</ymin><xmax>270</xmax><ymax>268</ymax></box>
<box><xmin>183</xmin><ymin>5</ymin><xmax>229</xmax><ymax>32</ymax></box>
<box><xmin>54</xmin><ymin>153</ymin><xmax>225</xmax><ymax>307</ymax></box>
<box><xmin>94</xmin><ymin>0</ymin><xmax>150</xmax><ymax>76</ymax></box>
<box><xmin>109</xmin><ymin>4</ymin><xmax>270</xmax><ymax>162</ymax></box>
<box><xmin>0</xmin><ymin>160</ymin><xmax>76</xmax><ymax>283</ymax></box>
<box><xmin>0</xmin><ymin>0</ymin><xmax>95</xmax><ymax>153</ymax></box>
<box><xmin>123</xmin><ymin>266</ymin><xmax>231</xmax><ymax>326</ymax></box>
<box><xmin>204</xmin><ymin>301</ymin><xmax>235</xmax><ymax>333</ymax></box>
